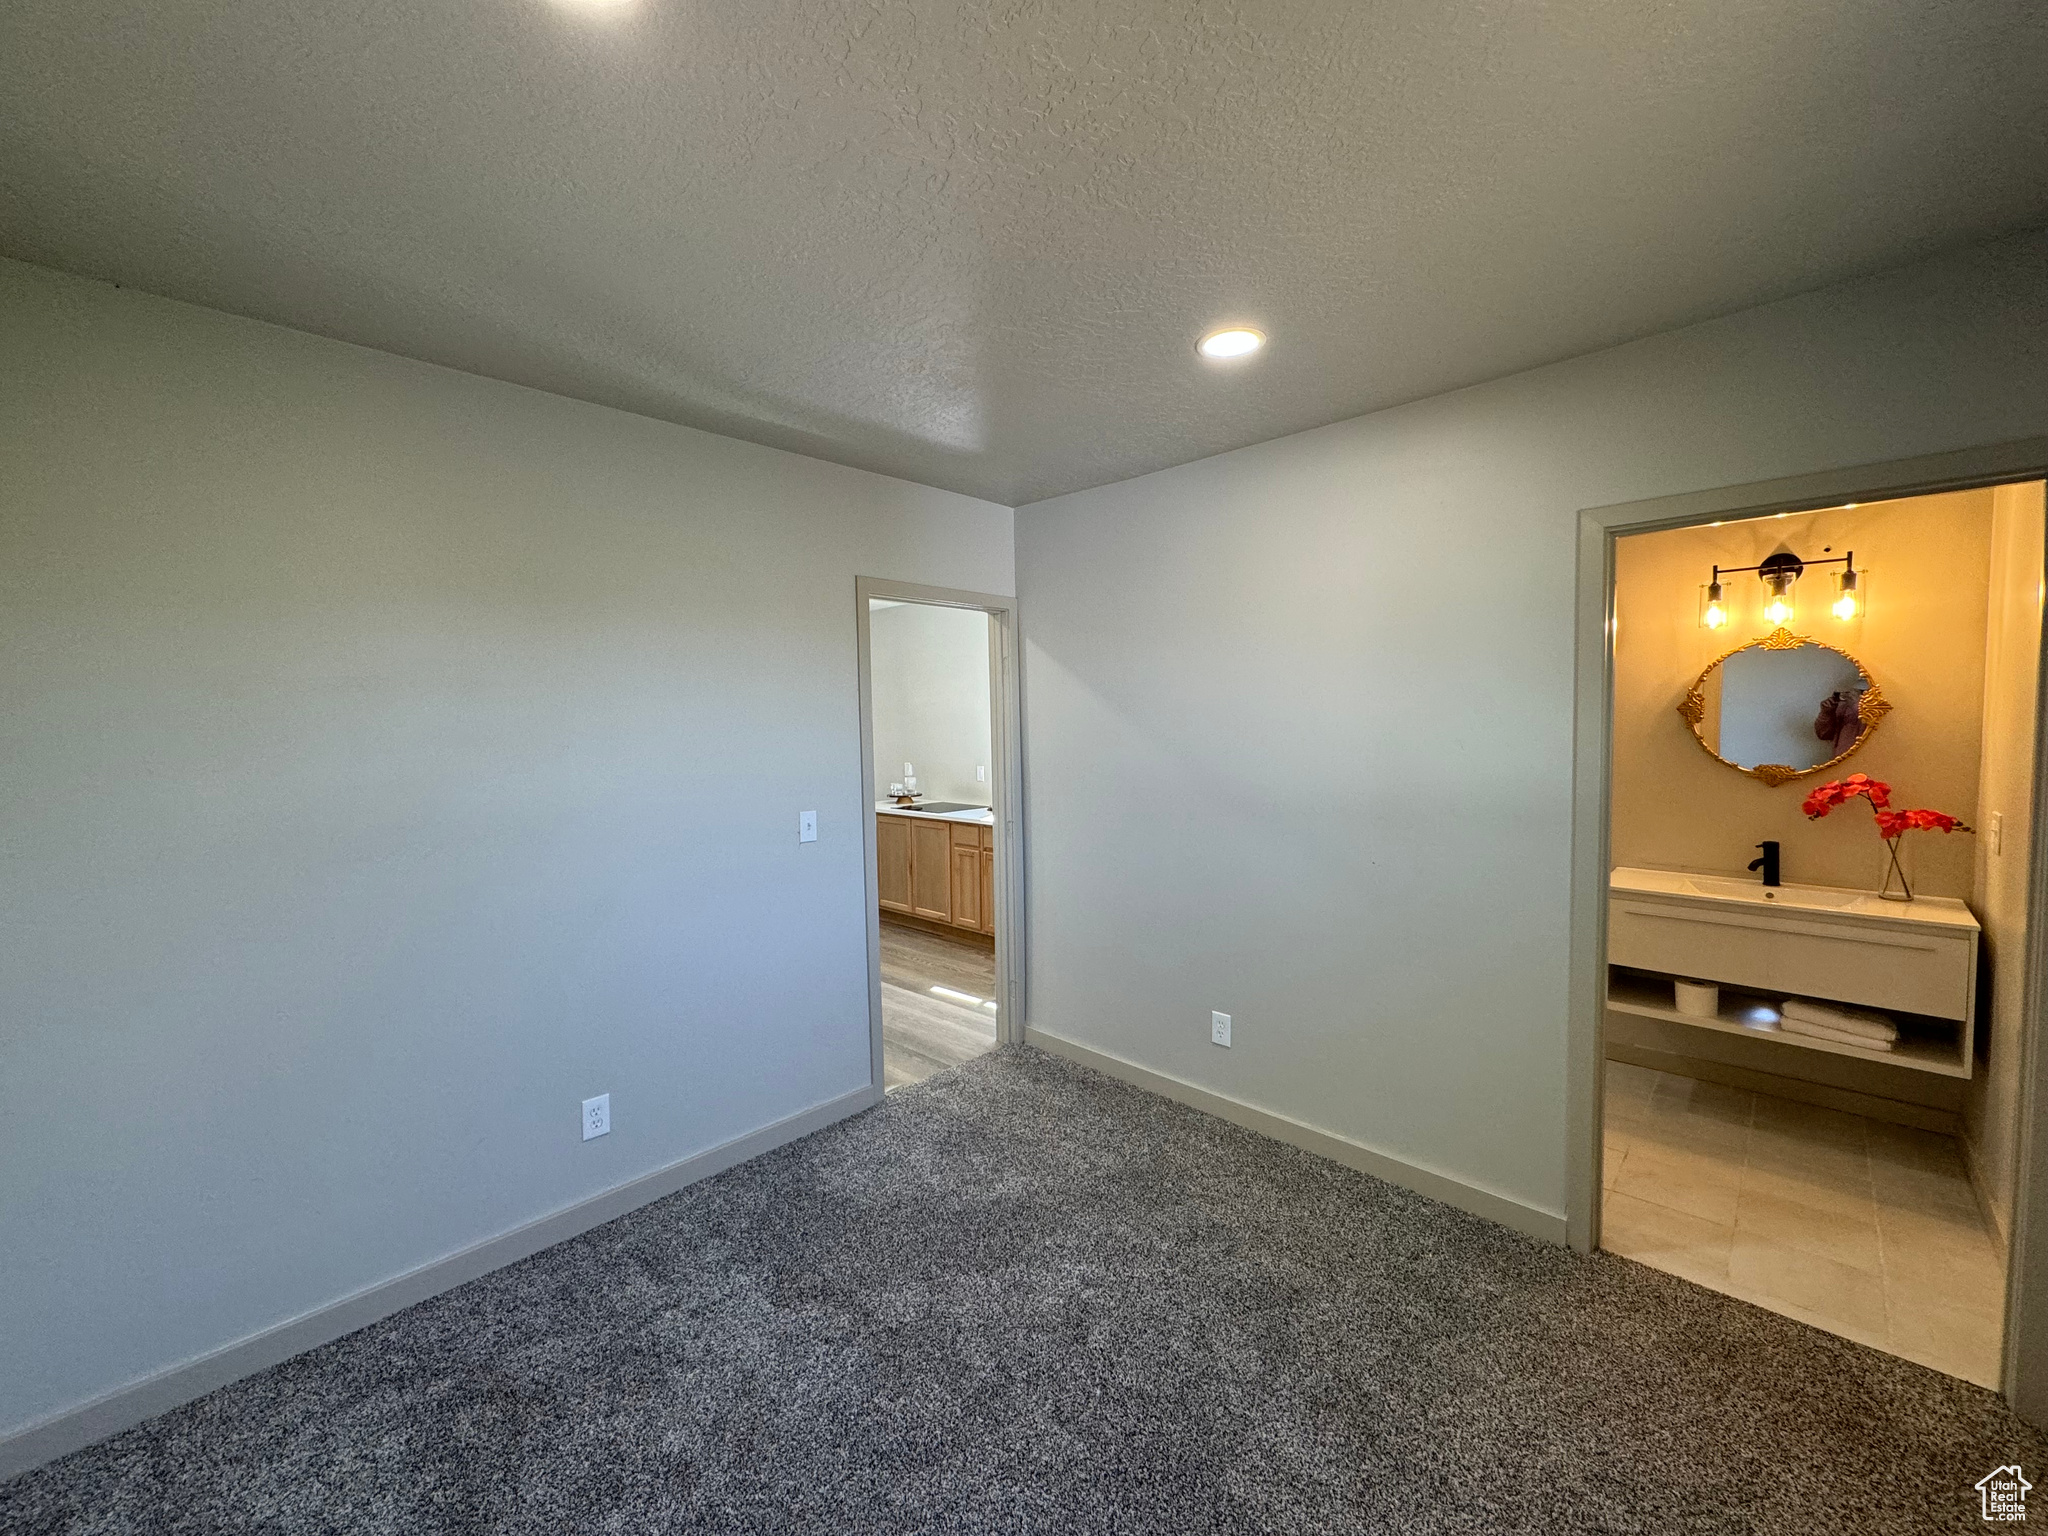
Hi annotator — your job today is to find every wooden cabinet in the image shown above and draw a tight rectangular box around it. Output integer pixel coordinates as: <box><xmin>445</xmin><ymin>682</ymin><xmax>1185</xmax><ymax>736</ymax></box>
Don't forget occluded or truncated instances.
<box><xmin>910</xmin><ymin>819</ymin><xmax>952</xmax><ymax>921</ymax></box>
<box><xmin>876</xmin><ymin>814</ymin><xmax>912</xmax><ymax>913</ymax></box>
<box><xmin>876</xmin><ymin>812</ymin><xmax>996</xmax><ymax>937</ymax></box>
<box><xmin>950</xmin><ymin>832</ymin><xmax>981</xmax><ymax>930</ymax></box>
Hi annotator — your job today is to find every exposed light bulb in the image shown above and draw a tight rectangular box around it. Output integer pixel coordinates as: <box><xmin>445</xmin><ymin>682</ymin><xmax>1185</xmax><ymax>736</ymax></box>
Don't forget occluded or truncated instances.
<box><xmin>1832</xmin><ymin>564</ymin><xmax>1860</xmax><ymax>621</ymax></box>
<box><xmin>1759</xmin><ymin>562</ymin><xmax>1800</xmax><ymax>626</ymax></box>
<box><xmin>1704</xmin><ymin>602</ymin><xmax>1728</xmax><ymax>629</ymax></box>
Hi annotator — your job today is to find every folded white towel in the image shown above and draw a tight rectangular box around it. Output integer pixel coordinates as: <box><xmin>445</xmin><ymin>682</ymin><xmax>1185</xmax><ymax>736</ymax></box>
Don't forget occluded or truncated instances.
<box><xmin>1779</xmin><ymin>1016</ymin><xmax>1894</xmax><ymax>1052</ymax></box>
<box><xmin>1780</xmin><ymin>999</ymin><xmax>1898</xmax><ymax>1043</ymax></box>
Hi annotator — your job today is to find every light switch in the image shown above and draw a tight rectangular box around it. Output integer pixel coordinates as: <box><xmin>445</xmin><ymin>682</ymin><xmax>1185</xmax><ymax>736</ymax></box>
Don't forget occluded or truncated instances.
<box><xmin>1992</xmin><ymin>812</ymin><xmax>2004</xmax><ymax>856</ymax></box>
<box><xmin>799</xmin><ymin>810</ymin><xmax>818</xmax><ymax>843</ymax></box>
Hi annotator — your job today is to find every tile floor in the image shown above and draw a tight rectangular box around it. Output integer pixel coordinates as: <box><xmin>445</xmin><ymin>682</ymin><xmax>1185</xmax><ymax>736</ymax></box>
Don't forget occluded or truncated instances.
<box><xmin>1602</xmin><ymin>1059</ymin><xmax>2007</xmax><ymax>1387</ymax></box>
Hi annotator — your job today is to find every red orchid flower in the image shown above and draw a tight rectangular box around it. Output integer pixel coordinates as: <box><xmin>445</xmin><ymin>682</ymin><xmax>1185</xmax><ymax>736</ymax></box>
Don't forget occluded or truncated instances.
<box><xmin>1805</xmin><ymin>778</ymin><xmax>1970</xmax><ymax>840</ymax></box>
<box><xmin>1802</xmin><ymin>775</ymin><xmax>1892</xmax><ymax>820</ymax></box>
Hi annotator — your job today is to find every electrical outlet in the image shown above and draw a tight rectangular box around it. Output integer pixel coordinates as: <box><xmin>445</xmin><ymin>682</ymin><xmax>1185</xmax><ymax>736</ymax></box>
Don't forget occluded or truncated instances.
<box><xmin>1211</xmin><ymin>1011</ymin><xmax>1232</xmax><ymax>1047</ymax></box>
<box><xmin>799</xmin><ymin>809</ymin><xmax>818</xmax><ymax>843</ymax></box>
<box><xmin>976</xmin><ymin>765</ymin><xmax>987</xmax><ymax>783</ymax></box>
<box><xmin>582</xmin><ymin>1093</ymin><xmax>610</xmax><ymax>1140</ymax></box>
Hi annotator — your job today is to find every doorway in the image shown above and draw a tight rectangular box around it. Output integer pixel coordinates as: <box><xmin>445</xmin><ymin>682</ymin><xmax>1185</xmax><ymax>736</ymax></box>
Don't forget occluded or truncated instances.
<box><xmin>855</xmin><ymin>579</ymin><xmax>1023</xmax><ymax>1092</ymax></box>
<box><xmin>1566</xmin><ymin>439</ymin><xmax>2048</xmax><ymax>1415</ymax></box>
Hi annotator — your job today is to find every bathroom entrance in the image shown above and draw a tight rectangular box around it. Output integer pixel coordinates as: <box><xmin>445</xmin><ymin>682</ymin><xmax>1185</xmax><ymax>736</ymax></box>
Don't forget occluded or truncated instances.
<box><xmin>1570</xmin><ymin>448</ymin><xmax>2048</xmax><ymax>1402</ymax></box>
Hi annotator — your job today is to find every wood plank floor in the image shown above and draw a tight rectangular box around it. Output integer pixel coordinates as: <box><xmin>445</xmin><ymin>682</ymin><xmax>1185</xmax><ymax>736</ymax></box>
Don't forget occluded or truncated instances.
<box><xmin>881</xmin><ymin>917</ymin><xmax>997</xmax><ymax>1090</ymax></box>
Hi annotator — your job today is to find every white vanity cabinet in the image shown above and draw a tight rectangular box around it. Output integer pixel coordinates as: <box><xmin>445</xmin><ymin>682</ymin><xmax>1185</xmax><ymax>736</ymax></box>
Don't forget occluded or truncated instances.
<box><xmin>1606</xmin><ymin>867</ymin><xmax>1980</xmax><ymax>1077</ymax></box>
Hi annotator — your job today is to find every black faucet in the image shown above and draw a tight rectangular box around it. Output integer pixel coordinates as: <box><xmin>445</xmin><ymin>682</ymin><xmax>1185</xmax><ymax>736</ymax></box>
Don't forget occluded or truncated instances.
<box><xmin>1748</xmin><ymin>840</ymin><xmax>1781</xmax><ymax>887</ymax></box>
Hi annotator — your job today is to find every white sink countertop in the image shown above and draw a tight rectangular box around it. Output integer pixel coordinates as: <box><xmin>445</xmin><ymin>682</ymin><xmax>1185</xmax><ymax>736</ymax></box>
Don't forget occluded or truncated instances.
<box><xmin>1611</xmin><ymin>866</ymin><xmax>1979</xmax><ymax>931</ymax></box>
<box><xmin>875</xmin><ymin>801</ymin><xmax>995</xmax><ymax>825</ymax></box>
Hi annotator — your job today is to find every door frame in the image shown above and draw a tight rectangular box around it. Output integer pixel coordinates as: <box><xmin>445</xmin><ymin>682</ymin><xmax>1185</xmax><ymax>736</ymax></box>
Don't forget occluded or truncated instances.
<box><xmin>1566</xmin><ymin>436</ymin><xmax>2048</xmax><ymax>1413</ymax></box>
<box><xmin>854</xmin><ymin>577</ymin><xmax>1026</xmax><ymax>1089</ymax></box>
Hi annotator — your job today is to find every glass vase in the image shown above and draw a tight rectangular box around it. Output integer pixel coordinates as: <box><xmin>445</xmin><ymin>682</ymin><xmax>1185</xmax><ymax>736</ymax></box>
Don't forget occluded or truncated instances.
<box><xmin>1879</xmin><ymin>836</ymin><xmax>1913</xmax><ymax>902</ymax></box>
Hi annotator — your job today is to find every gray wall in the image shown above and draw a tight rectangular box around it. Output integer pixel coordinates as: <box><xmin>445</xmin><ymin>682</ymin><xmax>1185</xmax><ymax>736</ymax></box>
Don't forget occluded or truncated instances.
<box><xmin>0</xmin><ymin>259</ymin><xmax>1013</xmax><ymax>1438</ymax></box>
<box><xmin>1015</xmin><ymin>229</ymin><xmax>2048</xmax><ymax>1229</ymax></box>
<box><xmin>870</xmin><ymin>602</ymin><xmax>993</xmax><ymax>804</ymax></box>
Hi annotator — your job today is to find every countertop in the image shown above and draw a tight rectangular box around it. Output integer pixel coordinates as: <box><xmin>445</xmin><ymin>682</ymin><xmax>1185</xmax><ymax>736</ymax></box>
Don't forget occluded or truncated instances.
<box><xmin>1611</xmin><ymin>865</ymin><xmax>1979</xmax><ymax>932</ymax></box>
<box><xmin>875</xmin><ymin>801</ymin><xmax>995</xmax><ymax>826</ymax></box>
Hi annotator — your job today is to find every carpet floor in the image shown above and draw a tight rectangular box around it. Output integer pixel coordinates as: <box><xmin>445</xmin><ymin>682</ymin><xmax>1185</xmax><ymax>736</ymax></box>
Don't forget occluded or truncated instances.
<box><xmin>5</xmin><ymin>1047</ymin><xmax>2043</xmax><ymax>1534</ymax></box>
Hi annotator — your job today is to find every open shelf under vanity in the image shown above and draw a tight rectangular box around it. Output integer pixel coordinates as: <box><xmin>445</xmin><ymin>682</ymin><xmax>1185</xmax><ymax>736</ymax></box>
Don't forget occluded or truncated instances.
<box><xmin>1606</xmin><ymin>967</ymin><xmax>1969</xmax><ymax>1077</ymax></box>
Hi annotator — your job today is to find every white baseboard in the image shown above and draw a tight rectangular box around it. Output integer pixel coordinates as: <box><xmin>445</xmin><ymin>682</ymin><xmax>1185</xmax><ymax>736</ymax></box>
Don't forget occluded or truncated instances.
<box><xmin>1024</xmin><ymin>1028</ymin><xmax>1567</xmax><ymax>1245</ymax></box>
<box><xmin>0</xmin><ymin>1083</ymin><xmax>881</xmax><ymax>1483</ymax></box>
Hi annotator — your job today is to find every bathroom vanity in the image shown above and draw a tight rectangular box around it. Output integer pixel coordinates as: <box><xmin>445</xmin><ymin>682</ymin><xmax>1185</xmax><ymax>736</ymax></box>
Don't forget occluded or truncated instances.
<box><xmin>1607</xmin><ymin>866</ymin><xmax>1980</xmax><ymax>1077</ymax></box>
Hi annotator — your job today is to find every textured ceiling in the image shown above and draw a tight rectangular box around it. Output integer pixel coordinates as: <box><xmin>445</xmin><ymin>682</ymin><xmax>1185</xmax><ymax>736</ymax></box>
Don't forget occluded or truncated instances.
<box><xmin>3</xmin><ymin>1</ymin><xmax>2046</xmax><ymax>506</ymax></box>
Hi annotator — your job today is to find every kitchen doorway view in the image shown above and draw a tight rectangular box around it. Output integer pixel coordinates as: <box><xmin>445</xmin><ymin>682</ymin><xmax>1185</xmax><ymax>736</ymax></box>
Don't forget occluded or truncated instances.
<box><xmin>1599</xmin><ymin>478</ymin><xmax>2047</xmax><ymax>1387</ymax></box>
<box><xmin>867</xmin><ymin>596</ymin><xmax>1001</xmax><ymax>1089</ymax></box>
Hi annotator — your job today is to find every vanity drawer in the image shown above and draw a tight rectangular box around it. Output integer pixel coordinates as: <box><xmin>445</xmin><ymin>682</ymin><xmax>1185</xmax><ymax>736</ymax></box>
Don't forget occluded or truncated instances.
<box><xmin>1610</xmin><ymin>902</ymin><xmax>1777</xmax><ymax>989</ymax></box>
<box><xmin>1608</xmin><ymin>899</ymin><xmax>1973</xmax><ymax>1020</ymax></box>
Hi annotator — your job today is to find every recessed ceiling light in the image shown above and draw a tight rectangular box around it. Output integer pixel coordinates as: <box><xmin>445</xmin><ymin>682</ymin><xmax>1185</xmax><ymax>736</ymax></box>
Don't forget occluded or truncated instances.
<box><xmin>1197</xmin><ymin>327</ymin><xmax>1265</xmax><ymax>361</ymax></box>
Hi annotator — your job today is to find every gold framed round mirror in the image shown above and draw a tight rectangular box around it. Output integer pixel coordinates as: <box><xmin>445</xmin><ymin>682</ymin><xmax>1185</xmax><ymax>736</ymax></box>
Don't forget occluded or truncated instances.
<box><xmin>1676</xmin><ymin>626</ymin><xmax>1890</xmax><ymax>787</ymax></box>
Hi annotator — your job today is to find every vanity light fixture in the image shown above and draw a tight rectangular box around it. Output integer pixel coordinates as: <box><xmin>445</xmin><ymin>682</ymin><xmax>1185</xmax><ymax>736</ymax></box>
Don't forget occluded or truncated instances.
<box><xmin>1697</xmin><ymin>549</ymin><xmax>1861</xmax><ymax>630</ymax></box>
<box><xmin>1197</xmin><ymin>327</ymin><xmax>1265</xmax><ymax>360</ymax></box>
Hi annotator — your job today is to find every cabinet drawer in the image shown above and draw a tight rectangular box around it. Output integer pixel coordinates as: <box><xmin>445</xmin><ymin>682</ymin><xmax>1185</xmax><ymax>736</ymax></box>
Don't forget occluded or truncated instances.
<box><xmin>1609</xmin><ymin>903</ymin><xmax>1777</xmax><ymax>993</ymax></box>
<box><xmin>1609</xmin><ymin>899</ymin><xmax>1972</xmax><ymax>1020</ymax></box>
